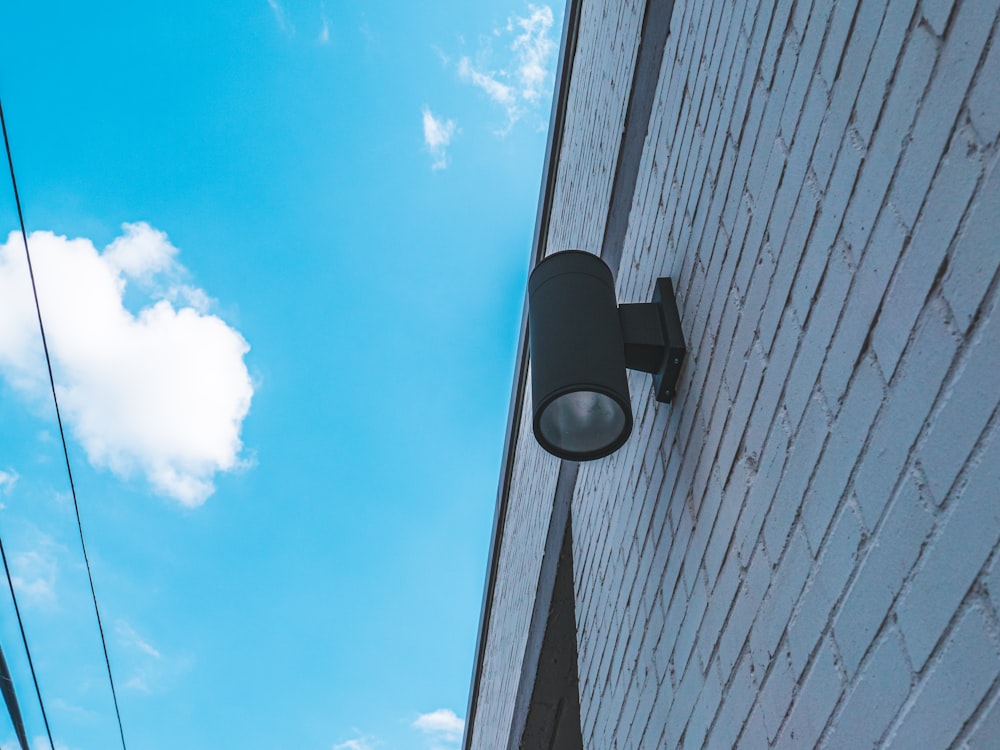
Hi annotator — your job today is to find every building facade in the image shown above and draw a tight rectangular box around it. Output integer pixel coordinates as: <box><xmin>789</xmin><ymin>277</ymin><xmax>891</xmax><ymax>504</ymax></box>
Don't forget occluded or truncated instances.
<box><xmin>465</xmin><ymin>0</ymin><xmax>1000</xmax><ymax>747</ymax></box>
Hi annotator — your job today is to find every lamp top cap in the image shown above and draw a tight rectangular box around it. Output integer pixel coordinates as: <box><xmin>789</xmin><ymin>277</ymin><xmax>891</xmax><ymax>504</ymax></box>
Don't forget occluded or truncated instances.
<box><xmin>529</xmin><ymin>250</ymin><xmax>615</xmax><ymax>294</ymax></box>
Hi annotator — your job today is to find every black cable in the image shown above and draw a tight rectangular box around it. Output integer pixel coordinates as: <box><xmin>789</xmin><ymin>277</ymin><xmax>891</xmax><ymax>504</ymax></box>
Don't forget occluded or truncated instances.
<box><xmin>0</xmin><ymin>638</ymin><xmax>32</xmax><ymax>750</ymax></box>
<box><xmin>1</xmin><ymin>96</ymin><xmax>128</xmax><ymax>750</ymax></box>
<box><xmin>0</xmin><ymin>533</ymin><xmax>52</xmax><ymax>750</ymax></box>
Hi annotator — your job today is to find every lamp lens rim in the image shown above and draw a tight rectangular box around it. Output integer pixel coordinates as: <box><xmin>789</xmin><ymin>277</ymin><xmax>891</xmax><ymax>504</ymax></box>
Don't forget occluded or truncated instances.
<box><xmin>534</xmin><ymin>385</ymin><xmax>632</xmax><ymax>461</ymax></box>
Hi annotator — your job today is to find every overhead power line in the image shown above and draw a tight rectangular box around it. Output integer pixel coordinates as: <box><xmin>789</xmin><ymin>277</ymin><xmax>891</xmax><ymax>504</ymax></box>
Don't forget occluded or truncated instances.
<box><xmin>1</xmin><ymin>96</ymin><xmax>129</xmax><ymax>750</ymax></box>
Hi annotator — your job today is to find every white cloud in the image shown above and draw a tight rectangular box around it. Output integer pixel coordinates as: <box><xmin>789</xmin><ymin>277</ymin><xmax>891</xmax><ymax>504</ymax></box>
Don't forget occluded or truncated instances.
<box><xmin>0</xmin><ymin>224</ymin><xmax>254</xmax><ymax>506</ymax></box>
<box><xmin>267</xmin><ymin>0</ymin><xmax>294</xmax><ymax>34</ymax></box>
<box><xmin>422</xmin><ymin>107</ymin><xmax>458</xmax><ymax>171</ymax></box>
<box><xmin>0</xmin><ymin>468</ymin><xmax>18</xmax><ymax>495</ymax></box>
<box><xmin>104</xmin><ymin>222</ymin><xmax>176</xmax><ymax>281</ymax></box>
<box><xmin>457</xmin><ymin>4</ymin><xmax>557</xmax><ymax>132</ymax></box>
<box><xmin>509</xmin><ymin>5</ymin><xmax>557</xmax><ymax>103</ymax></box>
<box><xmin>413</xmin><ymin>709</ymin><xmax>464</xmax><ymax>744</ymax></box>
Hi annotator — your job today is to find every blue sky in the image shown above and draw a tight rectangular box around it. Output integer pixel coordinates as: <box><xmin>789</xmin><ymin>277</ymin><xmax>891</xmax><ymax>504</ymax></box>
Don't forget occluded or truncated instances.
<box><xmin>0</xmin><ymin>2</ymin><xmax>559</xmax><ymax>748</ymax></box>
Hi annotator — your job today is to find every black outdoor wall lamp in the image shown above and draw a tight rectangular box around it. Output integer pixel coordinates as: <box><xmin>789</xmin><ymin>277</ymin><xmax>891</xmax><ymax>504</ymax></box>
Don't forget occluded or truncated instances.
<box><xmin>527</xmin><ymin>250</ymin><xmax>686</xmax><ymax>461</ymax></box>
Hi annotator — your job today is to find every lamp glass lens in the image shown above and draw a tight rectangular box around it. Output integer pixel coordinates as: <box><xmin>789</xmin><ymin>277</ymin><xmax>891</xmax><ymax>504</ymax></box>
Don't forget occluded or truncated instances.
<box><xmin>538</xmin><ymin>390</ymin><xmax>627</xmax><ymax>456</ymax></box>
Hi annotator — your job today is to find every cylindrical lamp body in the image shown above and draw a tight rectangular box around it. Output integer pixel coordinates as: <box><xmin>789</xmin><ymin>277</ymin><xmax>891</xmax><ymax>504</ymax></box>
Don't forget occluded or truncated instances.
<box><xmin>527</xmin><ymin>250</ymin><xmax>632</xmax><ymax>460</ymax></box>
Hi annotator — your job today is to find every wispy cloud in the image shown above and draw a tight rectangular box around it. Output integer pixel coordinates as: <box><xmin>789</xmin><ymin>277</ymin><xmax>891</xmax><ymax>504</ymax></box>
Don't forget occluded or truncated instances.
<box><xmin>117</xmin><ymin>621</ymin><xmax>162</xmax><ymax>660</ymax></box>
<box><xmin>422</xmin><ymin>107</ymin><xmax>458</xmax><ymax>171</ymax></box>
<box><xmin>413</xmin><ymin>709</ymin><xmax>464</xmax><ymax>745</ymax></box>
<box><xmin>118</xmin><ymin>620</ymin><xmax>160</xmax><ymax>693</ymax></box>
<box><xmin>431</xmin><ymin>45</ymin><xmax>450</xmax><ymax>67</ymax></box>
<box><xmin>50</xmin><ymin>698</ymin><xmax>100</xmax><ymax>723</ymax></box>
<box><xmin>114</xmin><ymin>619</ymin><xmax>192</xmax><ymax>694</ymax></box>
<box><xmin>11</xmin><ymin>547</ymin><xmax>58</xmax><ymax>608</ymax></box>
<box><xmin>318</xmin><ymin>2</ymin><xmax>331</xmax><ymax>44</ymax></box>
<box><xmin>333</xmin><ymin>734</ymin><xmax>379</xmax><ymax>750</ymax></box>
<box><xmin>0</xmin><ymin>223</ymin><xmax>254</xmax><ymax>506</ymax></box>
<box><xmin>267</xmin><ymin>0</ymin><xmax>294</xmax><ymax>34</ymax></box>
<box><xmin>31</xmin><ymin>737</ymin><xmax>71</xmax><ymax>750</ymax></box>
<box><xmin>1</xmin><ymin>736</ymin><xmax>60</xmax><ymax>750</ymax></box>
<box><xmin>457</xmin><ymin>4</ymin><xmax>557</xmax><ymax>132</ymax></box>
<box><xmin>0</xmin><ymin>468</ymin><xmax>17</xmax><ymax>495</ymax></box>
<box><xmin>458</xmin><ymin>58</ymin><xmax>515</xmax><ymax>108</ymax></box>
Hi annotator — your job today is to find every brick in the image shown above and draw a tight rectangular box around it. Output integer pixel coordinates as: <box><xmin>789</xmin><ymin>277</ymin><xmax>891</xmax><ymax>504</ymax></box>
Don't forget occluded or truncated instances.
<box><xmin>736</xmin><ymin>426</ymin><xmax>789</xmax><ymax>567</ymax></box>
<box><xmin>705</xmin><ymin>652</ymin><xmax>757</xmax><ymax>750</ymax></box>
<box><xmin>757</xmin><ymin>197</ymin><xmax>813</xmax><ymax>353</ymax></box>
<box><xmin>720</xmin><ymin>334</ymin><xmax>766</xmax><ymax>460</ymax></box>
<box><xmin>942</xmin><ymin>158</ymin><xmax>1000</xmax><ymax>332</ymax></box>
<box><xmin>891</xmin><ymin>0</ymin><xmax>995</xmax><ymax>229</ymax></box>
<box><xmin>842</xmin><ymin>7</ymin><xmax>935</xmax><ymax>256</ymax></box>
<box><xmin>833</xmin><ymin>474</ymin><xmax>934</xmax><ymax>676</ymax></box>
<box><xmin>717</xmin><ymin>547</ymin><xmax>771</xmax><ymax>680</ymax></box>
<box><xmin>855</xmin><ymin>302</ymin><xmax>958</xmax><ymax>529</ymax></box>
<box><xmin>758</xmin><ymin>0</ymin><xmax>795</xmax><ymax>90</ymax></box>
<box><xmin>918</xmin><ymin>296</ymin><xmax>1000</xmax><ymax>503</ymax></box>
<box><xmin>922</xmin><ymin>0</ymin><xmax>957</xmax><ymax>35</ymax></box>
<box><xmin>642</xmin><ymin>680</ymin><xmax>673</xmax><ymax>749</ymax></box>
<box><xmin>818</xmin><ymin>0</ymin><xmax>862</xmax><ymax>88</ymax></box>
<box><xmin>702</xmin><ymin>474</ymin><xmax>749</xmax><ymax>589</ymax></box>
<box><xmin>684</xmin><ymin>662</ymin><xmax>722</xmax><ymax>749</ymax></box>
<box><xmin>774</xmin><ymin>638</ymin><xmax>843</xmax><ymax>750</ymax></box>
<box><xmin>968</xmin><ymin>33</ymin><xmax>1000</xmax><ymax>144</ymax></box>
<box><xmin>683</xmin><ymin>468</ymin><xmax>726</xmax><ymax>595</ymax></box>
<box><xmin>696</xmin><ymin>544</ymin><xmax>741</xmax><ymax>673</ymax></box>
<box><xmin>741</xmin><ymin>700</ymin><xmax>771</xmax><ymax>749</ymax></box>
<box><xmin>666</xmin><ymin>647</ymin><xmax>706</xmax><ymax>738</ymax></box>
<box><xmin>802</xmin><ymin>353</ymin><xmax>884</xmax><ymax>549</ymax></box>
<box><xmin>749</xmin><ymin>527</ymin><xmax>812</xmax><ymax>679</ymax></box>
<box><xmin>766</xmin><ymin>130</ymin><xmax>811</xmax><ymax>248</ymax></box>
<box><xmin>824</xmin><ymin>629</ymin><xmax>911</xmax><ymax>748</ymax></box>
<box><xmin>820</xmin><ymin>214</ymin><xmax>905</xmax><ymax>406</ymax></box>
<box><xmin>896</xmin><ymin>428</ymin><xmax>1000</xmax><ymax>668</ymax></box>
<box><xmin>765</xmin><ymin>395</ymin><xmax>827</xmax><ymax>558</ymax></box>
<box><xmin>875</xmin><ymin>124</ymin><xmax>980</xmax><ymax>377</ymax></box>
<box><xmin>852</xmin><ymin>0</ymin><xmax>920</xmax><ymax>145</ymax></box>
<box><xmin>787</xmin><ymin>505</ymin><xmax>864</xmax><ymax>678</ymax></box>
<box><xmin>887</xmin><ymin>605</ymin><xmax>1000</xmax><ymax>749</ymax></box>
<box><xmin>809</xmin><ymin>87</ymin><xmax>856</xmax><ymax>194</ymax></box>
<box><xmin>759</xmin><ymin>654</ymin><xmax>796</xmax><ymax>741</ymax></box>
<box><xmin>784</xmin><ymin>248</ymin><xmax>853</xmax><ymax>429</ymax></box>
<box><xmin>966</xmin><ymin>690</ymin><xmax>1000</xmax><ymax>748</ymax></box>
<box><xmin>876</xmin><ymin>24</ymin><xmax>936</xmax><ymax>223</ymax></box>
<box><xmin>789</xmin><ymin>0</ymin><xmax>811</xmax><ymax>34</ymax></box>
<box><xmin>673</xmin><ymin>569</ymin><xmax>709</xmax><ymax>680</ymax></box>
<box><xmin>625</xmin><ymin>669</ymin><xmax>659</xmax><ymax>749</ymax></box>
<box><xmin>986</xmin><ymin>552</ymin><xmax>1000</xmax><ymax>614</ymax></box>
<box><xmin>791</xmin><ymin>162</ymin><xmax>856</xmax><ymax>323</ymax></box>
<box><xmin>781</xmin><ymin>30</ymin><xmax>829</xmax><ymax>148</ymax></box>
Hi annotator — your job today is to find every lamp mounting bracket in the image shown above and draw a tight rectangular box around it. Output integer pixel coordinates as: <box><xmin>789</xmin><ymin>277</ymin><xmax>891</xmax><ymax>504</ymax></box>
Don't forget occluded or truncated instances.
<box><xmin>618</xmin><ymin>278</ymin><xmax>686</xmax><ymax>403</ymax></box>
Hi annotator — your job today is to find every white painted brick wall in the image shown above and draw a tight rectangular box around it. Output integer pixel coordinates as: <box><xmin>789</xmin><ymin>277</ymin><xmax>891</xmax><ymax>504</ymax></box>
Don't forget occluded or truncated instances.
<box><xmin>469</xmin><ymin>0</ymin><xmax>646</xmax><ymax>746</ymax></box>
<box><xmin>471</xmin><ymin>0</ymin><xmax>1000</xmax><ymax>747</ymax></box>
